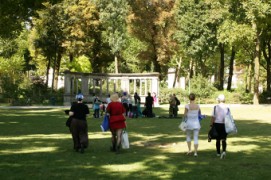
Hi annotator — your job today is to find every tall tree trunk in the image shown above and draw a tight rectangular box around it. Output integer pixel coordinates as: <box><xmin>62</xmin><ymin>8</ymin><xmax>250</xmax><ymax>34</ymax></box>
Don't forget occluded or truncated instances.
<box><xmin>69</xmin><ymin>53</ymin><xmax>74</xmax><ymax>63</ymax></box>
<box><xmin>262</xmin><ymin>39</ymin><xmax>271</xmax><ymax>92</ymax></box>
<box><xmin>267</xmin><ymin>43</ymin><xmax>271</xmax><ymax>92</ymax></box>
<box><xmin>252</xmin><ymin>21</ymin><xmax>260</xmax><ymax>105</ymax></box>
<box><xmin>45</xmin><ymin>57</ymin><xmax>51</xmax><ymax>89</ymax></box>
<box><xmin>51</xmin><ymin>59</ymin><xmax>55</xmax><ymax>92</ymax></box>
<box><xmin>173</xmin><ymin>57</ymin><xmax>182</xmax><ymax>88</ymax></box>
<box><xmin>227</xmin><ymin>46</ymin><xmax>235</xmax><ymax>91</ymax></box>
<box><xmin>245</xmin><ymin>63</ymin><xmax>253</xmax><ymax>93</ymax></box>
<box><xmin>189</xmin><ymin>58</ymin><xmax>194</xmax><ymax>79</ymax></box>
<box><xmin>153</xmin><ymin>55</ymin><xmax>161</xmax><ymax>73</ymax></box>
<box><xmin>114</xmin><ymin>55</ymin><xmax>118</xmax><ymax>74</ymax></box>
<box><xmin>219</xmin><ymin>43</ymin><xmax>225</xmax><ymax>90</ymax></box>
<box><xmin>53</xmin><ymin>52</ymin><xmax>62</xmax><ymax>90</ymax></box>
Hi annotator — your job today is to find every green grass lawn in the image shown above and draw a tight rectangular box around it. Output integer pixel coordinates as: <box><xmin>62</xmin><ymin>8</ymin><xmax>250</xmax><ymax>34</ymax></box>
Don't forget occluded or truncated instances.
<box><xmin>0</xmin><ymin>105</ymin><xmax>270</xmax><ymax>180</ymax></box>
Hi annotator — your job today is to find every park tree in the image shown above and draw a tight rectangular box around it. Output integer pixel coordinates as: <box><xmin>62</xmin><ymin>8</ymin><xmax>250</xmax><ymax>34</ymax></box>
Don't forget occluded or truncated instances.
<box><xmin>214</xmin><ymin>0</ymin><xmax>254</xmax><ymax>91</ymax></box>
<box><xmin>262</xmin><ymin>26</ymin><xmax>271</xmax><ymax>92</ymax></box>
<box><xmin>121</xmin><ymin>35</ymin><xmax>148</xmax><ymax>73</ymax></box>
<box><xmin>174</xmin><ymin>0</ymin><xmax>218</xmax><ymax>85</ymax></box>
<box><xmin>61</xmin><ymin>0</ymin><xmax>104</xmax><ymax>72</ymax></box>
<box><xmin>258</xmin><ymin>5</ymin><xmax>271</xmax><ymax>92</ymax></box>
<box><xmin>0</xmin><ymin>0</ymin><xmax>61</xmax><ymax>39</ymax></box>
<box><xmin>30</xmin><ymin>2</ymin><xmax>65</xmax><ymax>90</ymax></box>
<box><xmin>242</xmin><ymin>0</ymin><xmax>271</xmax><ymax>104</ymax></box>
<box><xmin>0</xmin><ymin>30</ymin><xmax>31</xmax><ymax>103</ymax></box>
<box><xmin>128</xmin><ymin>0</ymin><xmax>177</xmax><ymax>79</ymax></box>
<box><xmin>97</xmin><ymin>0</ymin><xmax>129</xmax><ymax>73</ymax></box>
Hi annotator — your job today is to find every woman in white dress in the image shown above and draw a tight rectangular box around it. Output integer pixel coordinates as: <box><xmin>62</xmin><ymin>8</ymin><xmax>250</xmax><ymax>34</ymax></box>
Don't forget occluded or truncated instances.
<box><xmin>184</xmin><ymin>93</ymin><xmax>201</xmax><ymax>157</ymax></box>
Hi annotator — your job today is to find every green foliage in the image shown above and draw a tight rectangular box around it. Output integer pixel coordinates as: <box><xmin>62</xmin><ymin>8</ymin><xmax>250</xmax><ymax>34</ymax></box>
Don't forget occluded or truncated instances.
<box><xmin>189</xmin><ymin>75</ymin><xmax>217</xmax><ymax>99</ymax></box>
<box><xmin>0</xmin><ymin>56</ymin><xmax>25</xmax><ymax>103</ymax></box>
<box><xmin>1</xmin><ymin>0</ymin><xmax>271</xmax><ymax>106</ymax></box>
<box><xmin>0</xmin><ymin>0</ymin><xmax>62</xmax><ymax>39</ymax></box>
<box><xmin>99</xmin><ymin>0</ymin><xmax>129</xmax><ymax>52</ymax></box>
<box><xmin>67</xmin><ymin>55</ymin><xmax>92</xmax><ymax>73</ymax></box>
<box><xmin>121</xmin><ymin>36</ymin><xmax>148</xmax><ymax>72</ymax></box>
<box><xmin>158</xmin><ymin>75</ymin><xmax>255</xmax><ymax>104</ymax></box>
<box><xmin>259</xmin><ymin>91</ymin><xmax>271</xmax><ymax>104</ymax></box>
<box><xmin>207</xmin><ymin>90</ymin><xmax>253</xmax><ymax>104</ymax></box>
<box><xmin>159</xmin><ymin>88</ymin><xmax>187</xmax><ymax>104</ymax></box>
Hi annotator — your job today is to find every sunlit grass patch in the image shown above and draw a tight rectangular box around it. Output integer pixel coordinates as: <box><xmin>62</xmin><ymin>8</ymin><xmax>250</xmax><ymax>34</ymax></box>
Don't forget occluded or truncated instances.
<box><xmin>0</xmin><ymin>106</ymin><xmax>270</xmax><ymax>179</ymax></box>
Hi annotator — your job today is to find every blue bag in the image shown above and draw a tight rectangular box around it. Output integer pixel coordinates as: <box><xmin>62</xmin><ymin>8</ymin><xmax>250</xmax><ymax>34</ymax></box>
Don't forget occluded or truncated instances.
<box><xmin>100</xmin><ymin>115</ymin><xmax>109</xmax><ymax>132</ymax></box>
<box><xmin>198</xmin><ymin>110</ymin><xmax>206</xmax><ymax>121</ymax></box>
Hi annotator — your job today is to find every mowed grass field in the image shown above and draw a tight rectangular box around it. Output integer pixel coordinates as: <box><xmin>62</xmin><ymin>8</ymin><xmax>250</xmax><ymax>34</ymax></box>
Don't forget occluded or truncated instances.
<box><xmin>0</xmin><ymin>105</ymin><xmax>270</xmax><ymax>180</ymax></box>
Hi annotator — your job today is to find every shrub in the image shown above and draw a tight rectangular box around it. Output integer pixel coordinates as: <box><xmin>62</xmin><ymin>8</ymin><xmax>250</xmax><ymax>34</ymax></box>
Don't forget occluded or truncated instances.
<box><xmin>189</xmin><ymin>75</ymin><xmax>217</xmax><ymax>99</ymax></box>
<box><xmin>259</xmin><ymin>91</ymin><xmax>271</xmax><ymax>104</ymax></box>
<box><xmin>159</xmin><ymin>88</ymin><xmax>187</xmax><ymax>104</ymax></box>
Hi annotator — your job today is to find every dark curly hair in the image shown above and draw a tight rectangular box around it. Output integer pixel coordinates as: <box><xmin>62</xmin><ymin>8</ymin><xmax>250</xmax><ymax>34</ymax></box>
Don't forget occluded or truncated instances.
<box><xmin>189</xmin><ymin>93</ymin><xmax>196</xmax><ymax>101</ymax></box>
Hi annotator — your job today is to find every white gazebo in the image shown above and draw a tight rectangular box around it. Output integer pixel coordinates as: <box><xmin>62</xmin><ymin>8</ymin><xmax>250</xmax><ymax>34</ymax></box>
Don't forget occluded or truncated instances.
<box><xmin>63</xmin><ymin>71</ymin><xmax>160</xmax><ymax>105</ymax></box>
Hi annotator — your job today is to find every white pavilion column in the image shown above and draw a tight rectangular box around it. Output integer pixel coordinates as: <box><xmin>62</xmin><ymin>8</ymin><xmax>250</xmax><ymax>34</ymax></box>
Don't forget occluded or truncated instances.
<box><xmin>144</xmin><ymin>79</ymin><xmax>147</xmax><ymax>95</ymax></box>
<box><xmin>99</xmin><ymin>79</ymin><xmax>103</xmax><ymax>96</ymax></box>
<box><xmin>139</xmin><ymin>79</ymin><xmax>142</xmax><ymax>95</ymax></box>
<box><xmin>114</xmin><ymin>79</ymin><xmax>116</xmax><ymax>92</ymax></box>
<box><xmin>81</xmin><ymin>75</ymin><xmax>89</xmax><ymax>98</ymax></box>
<box><xmin>121</xmin><ymin>77</ymin><xmax>129</xmax><ymax>93</ymax></box>
<box><xmin>133</xmin><ymin>79</ymin><xmax>136</xmax><ymax>93</ymax></box>
<box><xmin>151</xmin><ymin>78</ymin><xmax>158</xmax><ymax>95</ymax></box>
<box><xmin>93</xmin><ymin>79</ymin><xmax>96</xmax><ymax>94</ymax></box>
<box><xmin>106</xmin><ymin>79</ymin><xmax>109</xmax><ymax>95</ymax></box>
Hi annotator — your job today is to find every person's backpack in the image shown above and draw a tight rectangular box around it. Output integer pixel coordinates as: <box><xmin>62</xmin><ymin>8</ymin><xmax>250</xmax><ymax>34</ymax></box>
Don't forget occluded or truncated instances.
<box><xmin>176</xmin><ymin>98</ymin><xmax>180</xmax><ymax>105</ymax></box>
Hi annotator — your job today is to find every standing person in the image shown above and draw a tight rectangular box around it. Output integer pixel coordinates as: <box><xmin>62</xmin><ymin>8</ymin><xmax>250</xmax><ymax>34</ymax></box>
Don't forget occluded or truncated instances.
<box><xmin>93</xmin><ymin>94</ymin><xmax>100</xmax><ymax>118</ymax></box>
<box><xmin>127</xmin><ymin>95</ymin><xmax>134</xmax><ymax>118</ymax></box>
<box><xmin>145</xmin><ymin>92</ymin><xmax>154</xmax><ymax>117</ymax></box>
<box><xmin>69</xmin><ymin>94</ymin><xmax>90</xmax><ymax>153</ymax></box>
<box><xmin>106</xmin><ymin>94</ymin><xmax>111</xmax><ymax>104</ymax></box>
<box><xmin>134</xmin><ymin>92</ymin><xmax>142</xmax><ymax>117</ymax></box>
<box><xmin>173</xmin><ymin>94</ymin><xmax>180</xmax><ymax>117</ymax></box>
<box><xmin>169</xmin><ymin>94</ymin><xmax>176</xmax><ymax>118</ymax></box>
<box><xmin>210</xmin><ymin>94</ymin><xmax>228</xmax><ymax>159</ymax></box>
<box><xmin>152</xmin><ymin>92</ymin><xmax>158</xmax><ymax>107</ymax></box>
<box><xmin>184</xmin><ymin>93</ymin><xmax>201</xmax><ymax>157</ymax></box>
<box><xmin>121</xmin><ymin>92</ymin><xmax>129</xmax><ymax>117</ymax></box>
<box><xmin>104</xmin><ymin>94</ymin><xmax>111</xmax><ymax>113</ymax></box>
<box><xmin>106</xmin><ymin>93</ymin><xmax>126</xmax><ymax>153</ymax></box>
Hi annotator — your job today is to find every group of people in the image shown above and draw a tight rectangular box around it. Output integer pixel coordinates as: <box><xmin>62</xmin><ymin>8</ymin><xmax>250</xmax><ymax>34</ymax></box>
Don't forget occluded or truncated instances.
<box><xmin>68</xmin><ymin>91</ymin><xmax>154</xmax><ymax>154</ymax></box>
<box><xmin>120</xmin><ymin>92</ymin><xmax>142</xmax><ymax>118</ymax></box>
<box><xmin>183</xmin><ymin>93</ymin><xmax>229</xmax><ymax>159</ymax></box>
<box><xmin>67</xmin><ymin>92</ymin><xmax>230</xmax><ymax>159</ymax></box>
<box><xmin>68</xmin><ymin>92</ymin><xmax>127</xmax><ymax>154</ymax></box>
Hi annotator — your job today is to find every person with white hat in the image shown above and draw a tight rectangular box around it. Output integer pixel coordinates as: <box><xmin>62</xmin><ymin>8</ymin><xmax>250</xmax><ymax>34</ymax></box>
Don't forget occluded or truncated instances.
<box><xmin>210</xmin><ymin>94</ymin><xmax>229</xmax><ymax>159</ymax></box>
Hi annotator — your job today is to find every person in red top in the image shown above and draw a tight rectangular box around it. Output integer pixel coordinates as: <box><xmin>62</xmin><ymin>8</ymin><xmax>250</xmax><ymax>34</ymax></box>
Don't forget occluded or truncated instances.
<box><xmin>106</xmin><ymin>93</ymin><xmax>126</xmax><ymax>153</ymax></box>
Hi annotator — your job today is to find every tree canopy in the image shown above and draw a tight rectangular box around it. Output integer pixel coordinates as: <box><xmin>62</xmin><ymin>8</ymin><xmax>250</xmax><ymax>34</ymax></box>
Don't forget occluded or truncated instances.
<box><xmin>0</xmin><ymin>0</ymin><xmax>271</xmax><ymax>104</ymax></box>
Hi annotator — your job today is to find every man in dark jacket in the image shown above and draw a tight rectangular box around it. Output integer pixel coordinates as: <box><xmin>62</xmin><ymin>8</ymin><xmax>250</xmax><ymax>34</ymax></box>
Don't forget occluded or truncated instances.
<box><xmin>145</xmin><ymin>92</ymin><xmax>154</xmax><ymax>117</ymax></box>
<box><xmin>69</xmin><ymin>94</ymin><xmax>90</xmax><ymax>153</ymax></box>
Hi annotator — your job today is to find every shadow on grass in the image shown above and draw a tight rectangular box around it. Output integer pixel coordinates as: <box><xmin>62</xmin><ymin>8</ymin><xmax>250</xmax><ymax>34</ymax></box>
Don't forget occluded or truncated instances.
<box><xmin>0</xmin><ymin>108</ymin><xmax>270</xmax><ymax>179</ymax></box>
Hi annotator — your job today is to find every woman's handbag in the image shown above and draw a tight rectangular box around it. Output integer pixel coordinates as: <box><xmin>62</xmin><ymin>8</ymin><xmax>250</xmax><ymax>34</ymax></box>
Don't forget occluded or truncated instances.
<box><xmin>208</xmin><ymin>126</ymin><xmax>218</xmax><ymax>142</ymax></box>
<box><xmin>100</xmin><ymin>115</ymin><xmax>109</xmax><ymax>132</ymax></box>
<box><xmin>224</xmin><ymin>109</ymin><xmax>237</xmax><ymax>134</ymax></box>
<box><xmin>121</xmin><ymin>130</ymin><xmax>130</xmax><ymax>149</ymax></box>
<box><xmin>179</xmin><ymin>116</ymin><xmax>188</xmax><ymax>132</ymax></box>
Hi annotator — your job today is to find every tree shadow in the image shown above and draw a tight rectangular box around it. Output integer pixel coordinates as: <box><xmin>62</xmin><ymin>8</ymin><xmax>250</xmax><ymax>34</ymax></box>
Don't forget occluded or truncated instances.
<box><xmin>0</xmin><ymin>108</ymin><xmax>270</xmax><ymax>179</ymax></box>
